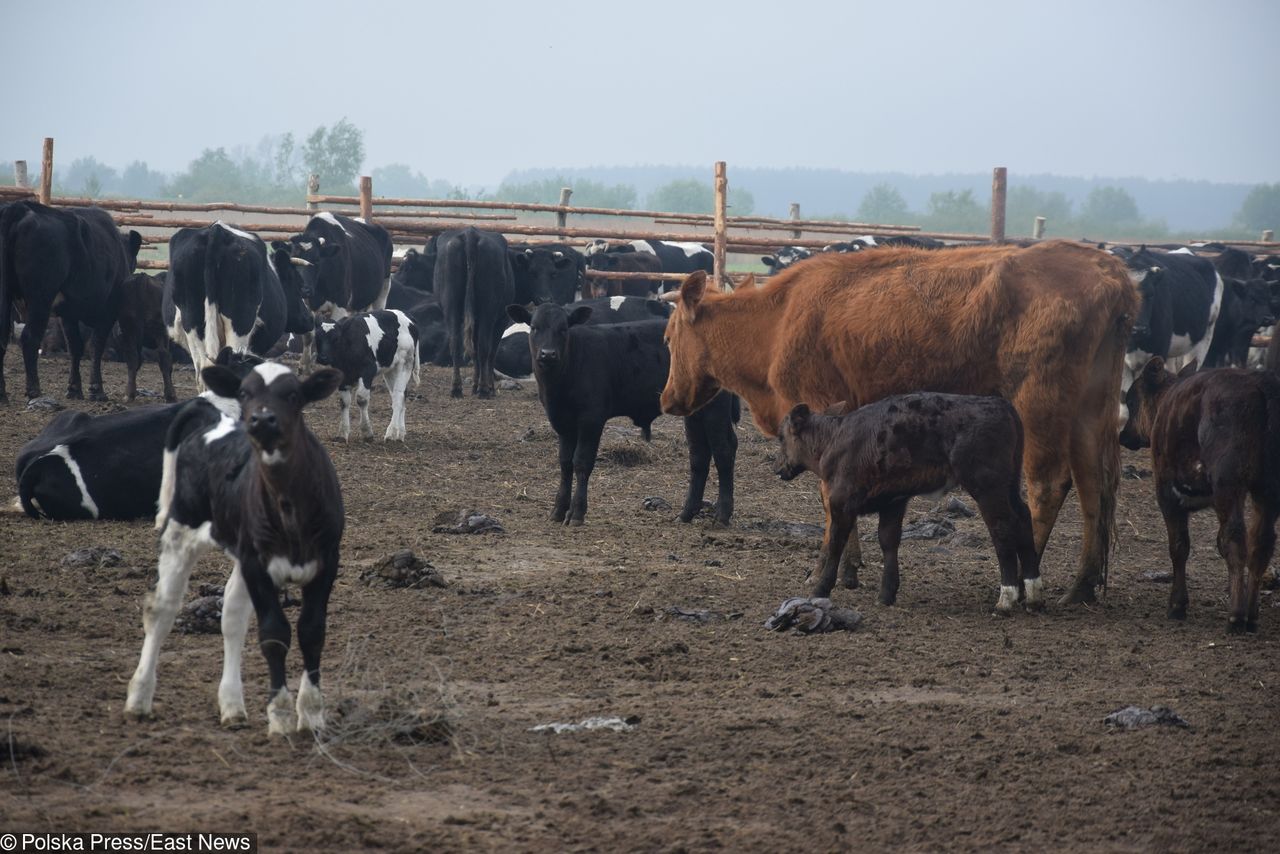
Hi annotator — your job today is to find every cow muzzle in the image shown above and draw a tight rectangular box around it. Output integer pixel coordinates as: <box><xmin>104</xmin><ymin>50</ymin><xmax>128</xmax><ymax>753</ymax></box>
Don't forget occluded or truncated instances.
<box><xmin>247</xmin><ymin>409</ymin><xmax>282</xmax><ymax>447</ymax></box>
<box><xmin>536</xmin><ymin>349</ymin><xmax>561</xmax><ymax>367</ymax></box>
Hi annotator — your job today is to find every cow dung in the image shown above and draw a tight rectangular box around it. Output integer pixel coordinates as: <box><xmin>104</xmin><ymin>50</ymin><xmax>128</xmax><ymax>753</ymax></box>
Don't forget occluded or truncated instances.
<box><xmin>176</xmin><ymin>595</ymin><xmax>224</xmax><ymax>634</ymax></box>
<box><xmin>361</xmin><ymin>550</ymin><xmax>448</xmax><ymax>589</ymax></box>
<box><xmin>432</xmin><ymin>510</ymin><xmax>505</xmax><ymax>535</ymax></box>
<box><xmin>1103</xmin><ymin>705</ymin><xmax>1190</xmax><ymax>730</ymax></box>
<box><xmin>764</xmin><ymin>597</ymin><xmax>862</xmax><ymax>634</ymax></box>
<box><xmin>25</xmin><ymin>397</ymin><xmax>63</xmax><ymax>412</ymax></box>
<box><xmin>642</xmin><ymin>496</ymin><xmax>672</xmax><ymax>512</ymax></box>
<box><xmin>60</xmin><ymin>547</ymin><xmax>123</xmax><ymax>569</ymax></box>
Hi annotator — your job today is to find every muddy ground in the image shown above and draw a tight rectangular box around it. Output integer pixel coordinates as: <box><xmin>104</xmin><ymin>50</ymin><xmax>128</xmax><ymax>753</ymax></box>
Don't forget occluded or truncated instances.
<box><xmin>1</xmin><ymin>355</ymin><xmax>1277</xmax><ymax>852</ymax></box>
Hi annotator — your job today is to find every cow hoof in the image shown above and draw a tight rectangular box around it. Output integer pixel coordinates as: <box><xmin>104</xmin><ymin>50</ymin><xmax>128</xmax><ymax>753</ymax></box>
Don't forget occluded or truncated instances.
<box><xmin>1226</xmin><ymin>619</ymin><xmax>1248</xmax><ymax>635</ymax></box>
<box><xmin>88</xmin><ymin>389</ymin><xmax>109</xmax><ymax>402</ymax></box>
<box><xmin>0</xmin><ymin>393</ymin><xmax>8</xmax><ymax>405</ymax></box>
<box><xmin>451</xmin><ymin>389</ymin><xmax>463</xmax><ymax>399</ymax></box>
<box><xmin>550</xmin><ymin>510</ymin><xmax>567</xmax><ymax>523</ymax></box>
<box><xmin>1057</xmin><ymin>581</ymin><xmax>1097</xmax><ymax>606</ymax></box>
<box><xmin>123</xmin><ymin>705</ymin><xmax>153</xmax><ymax>722</ymax></box>
<box><xmin>1167</xmin><ymin>606</ymin><xmax>1187</xmax><ymax>621</ymax></box>
<box><xmin>220</xmin><ymin>712</ymin><xmax>248</xmax><ymax>729</ymax></box>
<box><xmin>568</xmin><ymin>518</ymin><xmax>584</xmax><ymax>527</ymax></box>
<box><xmin>877</xmin><ymin>592</ymin><xmax>897</xmax><ymax>607</ymax></box>
<box><xmin>840</xmin><ymin>575</ymin><xmax>860</xmax><ymax>590</ymax></box>
<box><xmin>66</xmin><ymin>389</ymin><xmax>83</xmax><ymax>400</ymax></box>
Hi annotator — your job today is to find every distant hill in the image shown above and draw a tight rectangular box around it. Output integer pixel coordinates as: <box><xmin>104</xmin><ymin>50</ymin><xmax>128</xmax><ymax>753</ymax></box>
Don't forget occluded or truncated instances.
<box><xmin>501</xmin><ymin>165</ymin><xmax>1256</xmax><ymax>232</ymax></box>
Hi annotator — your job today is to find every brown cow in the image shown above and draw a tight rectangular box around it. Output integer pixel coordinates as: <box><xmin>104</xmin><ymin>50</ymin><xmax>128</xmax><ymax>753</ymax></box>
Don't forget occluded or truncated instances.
<box><xmin>1119</xmin><ymin>357</ymin><xmax>1280</xmax><ymax>632</ymax></box>
<box><xmin>660</xmin><ymin>241</ymin><xmax>1137</xmax><ymax>604</ymax></box>
<box><xmin>776</xmin><ymin>394</ymin><xmax>1041</xmax><ymax>613</ymax></box>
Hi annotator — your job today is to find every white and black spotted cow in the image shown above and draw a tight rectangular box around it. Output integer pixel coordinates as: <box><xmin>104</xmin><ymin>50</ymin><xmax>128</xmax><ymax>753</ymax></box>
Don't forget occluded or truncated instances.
<box><xmin>760</xmin><ymin>246</ymin><xmax>813</xmax><ymax>274</ymax></box>
<box><xmin>14</xmin><ymin>349</ymin><xmax>261</xmax><ymax>521</ymax></box>
<box><xmin>125</xmin><ymin>361</ymin><xmax>344</xmax><ymax>736</ymax></box>
<box><xmin>1114</xmin><ymin>246</ymin><xmax>1224</xmax><ymax>393</ymax></box>
<box><xmin>313</xmin><ymin>309</ymin><xmax>420</xmax><ymax>441</ymax></box>
<box><xmin>584</xmin><ymin>239</ymin><xmax>712</xmax><ymax>293</ymax></box>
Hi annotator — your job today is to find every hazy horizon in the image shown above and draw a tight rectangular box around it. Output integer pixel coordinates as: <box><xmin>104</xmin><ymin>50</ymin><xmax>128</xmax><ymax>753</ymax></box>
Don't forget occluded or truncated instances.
<box><xmin>5</xmin><ymin>0</ymin><xmax>1277</xmax><ymax>189</ymax></box>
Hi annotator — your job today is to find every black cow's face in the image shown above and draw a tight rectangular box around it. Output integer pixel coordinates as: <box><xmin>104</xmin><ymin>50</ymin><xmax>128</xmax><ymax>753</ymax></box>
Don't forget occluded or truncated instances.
<box><xmin>202</xmin><ymin>362</ymin><xmax>341</xmax><ymax>464</ymax></box>
<box><xmin>289</xmin><ymin>238</ymin><xmax>322</xmax><ymax>302</ymax></box>
<box><xmin>507</xmin><ymin>303</ymin><xmax>592</xmax><ymax>372</ymax></box>
<box><xmin>1128</xmin><ymin>266</ymin><xmax>1164</xmax><ymax>351</ymax></box>
<box><xmin>1234</xmin><ymin>279</ymin><xmax>1276</xmax><ymax>330</ymax></box>
<box><xmin>393</xmin><ymin>247</ymin><xmax>437</xmax><ymax>293</ymax></box>
<box><xmin>1118</xmin><ymin>357</ymin><xmax>1174</xmax><ymax>451</ymax></box>
<box><xmin>775</xmin><ymin>405</ymin><xmax>812</xmax><ymax>481</ymax></box>
<box><xmin>270</xmin><ymin>243</ymin><xmax>313</xmax><ymax>326</ymax></box>
<box><xmin>312</xmin><ymin>319</ymin><xmax>340</xmax><ymax>367</ymax></box>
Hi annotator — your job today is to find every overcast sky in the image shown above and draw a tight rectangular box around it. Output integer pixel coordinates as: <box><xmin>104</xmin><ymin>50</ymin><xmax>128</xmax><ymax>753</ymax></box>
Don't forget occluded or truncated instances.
<box><xmin>7</xmin><ymin>0</ymin><xmax>1277</xmax><ymax>187</ymax></box>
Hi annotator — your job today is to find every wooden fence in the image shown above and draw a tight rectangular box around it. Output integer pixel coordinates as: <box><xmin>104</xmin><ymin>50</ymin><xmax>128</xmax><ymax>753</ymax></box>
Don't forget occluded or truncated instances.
<box><xmin>5</xmin><ymin>137</ymin><xmax>1278</xmax><ymax>287</ymax></box>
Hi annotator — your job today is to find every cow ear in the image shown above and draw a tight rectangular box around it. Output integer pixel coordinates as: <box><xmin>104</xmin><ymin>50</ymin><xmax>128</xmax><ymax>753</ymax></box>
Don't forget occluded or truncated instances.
<box><xmin>1176</xmin><ymin>359</ymin><xmax>1198</xmax><ymax>378</ymax></box>
<box><xmin>1142</xmin><ymin>356</ymin><xmax>1165</xmax><ymax>379</ymax></box>
<box><xmin>404</xmin><ymin>248</ymin><xmax>417</xmax><ymax>258</ymax></box>
<box><xmin>202</xmin><ymin>365</ymin><xmax>243</xmax><ymax>399</ymax></box>
<box><xmin>646</xmin><ymin>300</ymin><xmax>671</xmax><ymax>318</ymax></box>
<box><xmin>729</xmin><ymin>273</ymin><xmax>755</xmax><ymax>292</ymax></box>
<box><xmin>788</xmin><ymin>403</ymin><xmax>812</xmax><ymax>428</ymax></box>
<box><xmin>507</xmin><ymin>304</ymin><xmax>532</xmax><ymax>325</ymax></box>
<box><xmin>678</xmin><ymin>271</ymin><xmax>707</xmax><ymax>320</ymax></box>
<box><xmin>510</xmin><ymin>251</ymin><xmax>529</xmax><ymax>270</ymax></box>
<box><xmin>568</xmin><ymin>305</ymin><xmax>593</xmax><ymax>326</ymax></box>
<box><xmin>301</xmin><ymin>367</ymin><xmax>343</xmax><ymax>404</ymax></box>
<box><xmin>820</xmin><ymin>401</ymin><xmax>849</xmax><ymax>417</ymax></box>
<box><xmin>127</xmin><ymin>230</ymin><xmax>142</xmax><ymax>259</ymax></box>
<box><xmin>761</xmin><ymin>256</ymin><xmax>778</xmax><ymax>269</ymax></box>
<box><xmin>320</xmin><ymin>243</ymin><xmax>342</xmax><ymax>258</ymax></box>
<box><xmin>271</xmin><ymin>240</ymin><xmax>290</xmax><ymax>253</ymax></box>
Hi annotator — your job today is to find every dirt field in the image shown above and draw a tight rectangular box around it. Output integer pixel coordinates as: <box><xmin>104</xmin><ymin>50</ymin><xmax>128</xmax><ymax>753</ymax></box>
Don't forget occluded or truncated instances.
<box><xmin>1</xmin><ymin>355</ymin><xmax>1278</xmax><ymax>852</ymax></box>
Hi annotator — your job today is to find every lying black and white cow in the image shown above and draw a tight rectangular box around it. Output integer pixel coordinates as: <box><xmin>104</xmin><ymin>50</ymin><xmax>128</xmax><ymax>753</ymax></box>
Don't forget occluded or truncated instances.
<box><xmin>15</xmin><ymin>349</ymin><xmax>261</xmax><ymax>521</ymax></box>
<box><xmin>496</xmin><ymin>296</ymin><xmax>671</xmax><ymax>379</ymax></box>
<box><xmin>164</xmin><ymin>222</ymin><xmax>312</xmax><ymax>384</ymax></box>
<box><xmin>125</xmin><ymin>361</ymin><xmax>344</xmax><ymax>735</ymax></box>
<box><xmin>313</xmin><ymin>309</ymin><xmax>420</xmax><ymax>441</ymax></box>
<box><xmin>506</xmin><ymin>301</ymin><xmax>738</xmax><ymax>526</ymax></box>
<box><xmin>1117</xmin><ymin>246</ymin><xmax>1224</xmax><ymax>387</ymax></box>
<box><xmin>584</xmin><ymin>239</ymin><xmax>711</xmax><ymax>295</ymax></box>
<box><xmin>290</xmin><ymin>212</ymin><xmax>394</xmax><ymax>317</ymax></box>
<box><xmin>760</xmin><ymin>246</ymin><xmax>813</xmax><ymax>274</ymax></box>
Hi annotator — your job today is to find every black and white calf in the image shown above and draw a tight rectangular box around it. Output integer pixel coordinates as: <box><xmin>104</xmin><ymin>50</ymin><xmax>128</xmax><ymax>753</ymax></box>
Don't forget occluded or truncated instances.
<box><xmin>313</xmin><ymin>309</ymin><xmax>420</xmax><ymax>441</ymax></box>
<box><xmin>15</xmin><ymin>349</ymin><xmax>261</xmax><ymax>521</ymax></box>
<box><xmin>125</xmin><ymin>362</ymin><xmax>344</xmax><ymax>735</ymax></box>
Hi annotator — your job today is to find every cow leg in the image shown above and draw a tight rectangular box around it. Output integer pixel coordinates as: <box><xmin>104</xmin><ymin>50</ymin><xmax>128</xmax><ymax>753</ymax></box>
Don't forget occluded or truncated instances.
<box><xmin>239</xmin><ymin>560</ymin><xmax>294</xmax><ymax>735</ymax></box>
<box><xmin>295</xmin><ymin>556</ymin><xmax>336</xmax><ymax>733</ymax></box>
<box><xmin>975</xmin><ymin>490</ymin><xmax>1025</xmax><ymax>615</ymax></box>
<box><xmin>0</xmin><ymin>294</ymin><xmax>10</xmax><ymax>402</ymax></box>
<box><xmin>125</xmin><ymin>521</ymin><xmax>210</xmax><ymax>718</ymax></box>
<box><xmin>449</xmin><ymin>329</ymin><xmax>464</xmax><ymax>399</ymax></box>
<box><xmin>337</xmin><ymin>387</ymin><xmax>353</xmax><ymax>442</ymax></box>
<box><xmin>217</xmin><ymin>562</ymin><xmax>251</xmax><ymax>727</ymax></box>
<box><xmin>86</xmin><ymin>322</ymin><xmax>112</xmax><ymax>401</ymax></box>
<box><xmin>876</xmin><ymin>498</ymin><xmax>909</xmax><ymax>606</ymax></box>
<box><xmin>552</xmin><ymin>427</ymin><xmax>576</xmax><ymax>523</ymax></box>
<box><xmin>1244</xmin><ymin>499</ymin><xmax>1278</xmax><ymax>632</ymax></box>
<box><xmin>840</xmin><ymin>523</ymin><xmax>865</xmax><ymax>589</ymax></box>
<box><xmin>475</xmin><ymin>316</ymin><xmax>501</xmax><ymax>399</ymax></box>
<box><xmin>708</xmin><ymin>410</ymin><xmax>737</xmax><ymax>527</ymax></box>
<box><xmin>19</xmin><ymin>305</ymin><xmax>51</xmax><ymax>400</ymax></box>
<box><xmin>372</xmin><ymin>277</ymin><xmax>391</xmax><ymax>311</ymax></box>
<box><xmin>157</xmin><ymin>342</ymin><xmax>176</xmax><ymax>403</ymax></box>
<box><xmin>1215</xmin><ymin>490</ymin><xmax>1250</xmax><ymax>633</ymax></box>
<box><xmin>122</xmin><ymin>325</ymin><xmax>142</xmax><ymax>402</ymax></box>
<box><xmin>63</xmin><ymin>317</ymin><xmax>86</xmax><ymax>400</ymax></box>
<box><xmin>1012</xmin><ymin>484</ymin><xmax>1044</xmax><ymax>609</ymax></box>
<box><xmin>300</xmin><ymin>330</ymin><xmax>315</xmax><ymax>373</ymax></box>
<box><xmin>1158</xmin><ymin>489</ymin><xmax>1192</xmax><ymax>620</ymax></box>
<box><xmin>356</xmin><ymin>380</ymin><xmax>374</xmax><ymax>441</ymax></box>
<box><xmin>1022</xmin><ymin>430</ymin><xmax>1073</xmax><ymax>585</ymax></box>
<box><xmin>383</xmin><ymin>367</ymin><xmax>410</xmax><ymax>441</ymax></box>
<box><xmin>810</xmin><ymin>487</ymin><xmax>854</xmax><ymax>598</ymax></box>
<box><xmin>679</xmin><ymin>415</ymin><xmax>712</xmax><ymax>523</ymax></box>
<box><xmin>567</xmin><ymin>422</ymin><xmax>603</xmax><ymax>526</ymax></box>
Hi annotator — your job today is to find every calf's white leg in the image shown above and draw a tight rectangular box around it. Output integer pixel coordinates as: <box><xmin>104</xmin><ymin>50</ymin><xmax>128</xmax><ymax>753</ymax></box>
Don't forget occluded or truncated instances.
<box><xmin>217</xmin><ymin>563</ymin><xmax>251</xmax><ymax>726</ymax></box>
<box><xmin>356</xmin><ymin>380</ymin><xmax>374</xmax><ymax>440</ymax></box>
<box><xmin>338</xmin><ymin>388</ymin><xmax>352</xmax><ymax>442</ymax></box>
<box><xmin>384</xmin><ymin>365</ymin><xmax>411</xmax><ymax>441</ymax></box>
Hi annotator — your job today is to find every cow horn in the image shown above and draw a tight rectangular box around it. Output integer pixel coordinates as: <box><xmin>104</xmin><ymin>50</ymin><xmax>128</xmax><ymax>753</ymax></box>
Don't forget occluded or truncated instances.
<box><xmin>525</xmin><ymin>248</ymin><xmax>533</xmax><ymax>256</ymax></box>
<box><xmin>291</xmin><ymin>257</ymin><xmax>313</xmax><ymax>267</ymax></box>
<box><xmin>658</xmin><ymin>290</ymin><xmax>680</xmax><ymax>303</ymax></box>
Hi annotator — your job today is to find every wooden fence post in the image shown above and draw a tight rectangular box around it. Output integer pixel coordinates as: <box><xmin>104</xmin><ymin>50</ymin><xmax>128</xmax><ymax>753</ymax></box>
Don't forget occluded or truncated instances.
<box><xmin>1033</xmin><ymin>216</ymin><xmax>1046</xmax><ymax>239</ymax></box>
<box><xmin>14</xmin><ymin>160</ymin><xmax>29</xmax><ymax>189</ymax></box>
<box><xmin>990</xmin><ymin>166</ymin><xmax>1007</xmax><ymax>243</ymax></box>
<box><xmin>359</xmin><ymin>176</ymin><xmax>373</xmax><ymax>220</ymax></box>
<box><xmin>789</xmin><ymin>202</ymin><xmax>801</xmax><ymax>240</ymax></box>
<box><xmin>557</xmin><ymin>187</ymin><xmax>573</xmax><ymax>233</ymax></box>
<box><xmin>1264</xmin><ymin>229</ymin><xmax>1274</xmax><ymax>243</ymax></box>
<box><xmin>713</xmin><ymin>161</ymin><xmax>727</xmax><ymax>290</ymax></box>
<box><xmin>307</xmin><ymin>174</ymin><xmax>320</xmax><ymax>211</ymax></box>
<box><xmin>39</xmin><ymin>137</ymin><xmax>54</xmax><ymax>205</ymax></box>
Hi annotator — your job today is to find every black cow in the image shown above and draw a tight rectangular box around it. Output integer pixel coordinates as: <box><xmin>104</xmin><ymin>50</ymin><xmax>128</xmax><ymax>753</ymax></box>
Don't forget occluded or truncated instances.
<box><xmin>0</xmin><ymin>201</ymin><xmax>141</xmax><ymax>401</ymax></box>
<box><xmin>1117</xmin><ymin>247</ymin><xmax>1224</xmax><ymax>391</ymax></box>
<box><xmin>164</xmin><ymin>222</ymin><xmax>311</xmax><ymax>386</ymax></box>
<box><xmin>585</xmin><ymin>239</ymin><xmax>711</xmax><ymax>295</ymax></box>
<box><xmin>117</xmin><ymin>272</ymin><xmax>176</xmax><ymax>402</ymax></box>
<box><xmin>125</xmin><ymin>361</ymin><xmax>344</xmax><ymax>734</ymax></box>
<box><xmin>290</xmin><ymin>212</ymin><xmax>394</xmax><ymax>316</ymax></box>
<box><xmin>15</xmin><ymin>348</ymin><xmax>261</xmax><ymax>521</ymax></box>
<box><xmin>823</xmin><ymin>235</ymin><xmax>946</xmax><ymax>252</ymax></box>
<box><xmin>390</xmin><ymin>237</ymin><xmax>439</xmax><ymax>294</ymax></box>
<box><xmin>506</xmin><ymin>302</ymin><xmax>738</xmax><ymax>526</ymax></box>
<box><xmin>496</xmin><ymin>296</ymin><xmax>671</xmax><ymax>379</ymax></box>
<box><xmin>313</xmin><ymin>309</ymin><xmax>420</xmax><ymax>441</ymax></box>
<box><xmin>585</xmin><ymin>250</ymin><xmax>663</xmax><ymax>298</ymax></box>
<box><xmin>434</xmin><ymin>227</ymin><xmax>515</xmax><ymax>398</ymax></box>
<box><xmin>510</xmin><ymin>244</ymin><xmax>584</xmax><ymax>305</ymax></box>
<box><xmin>1204</xmin><ymin>278</ymin><xmax>1276</xmax><ymax>368</ymax></box>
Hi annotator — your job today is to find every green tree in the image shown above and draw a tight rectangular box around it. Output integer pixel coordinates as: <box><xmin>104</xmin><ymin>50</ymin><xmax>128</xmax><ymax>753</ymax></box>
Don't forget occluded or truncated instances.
<box><xmin>64</xmin><ymin>156</ymin><xmax>118</xmax><ymax>197</ymax></box>
<box><xmin>120</xmin><ymin>161</ymin><xmax>167</xmax><ymax>198</ymax></box>
<box><xmin>856</xmin><ymin>183</ymin><xmax>910</xmax><ymax>224</ymax></box>
<box><xmin>302</xmin><ymin>118</ymin><xmax>365</xmax><ymax>192</ymax></box>
<box><xmin>647</xmin><ymin>179</ymin><xmax>754</xmax><ymax>214</ymax></box>
<box><xmin>1078</xmin><ymin>186</ymin><xmax>1140</xmax><ymax>230</ymax></box>
<box><xmin>163</xmin><ymin>148</ymin><xmax>247</xmax><ymax>201</ymax></box>
<box><xmin>490</xmin><ymin>176</ymin><xmax>638</xmax><ymax>210</ymax></box>
<box><xmin>1234</xmin><ymin>183</ymin><xmax>1280</xmax><ymax>233</ymax></box>
<box><xmin>922</xmin><ymin>189</ymin><xmax>988</xmax><ymax>233</ymax></box>
<box><xmin>1004</xmin><ymin>186</ymin><xmax>1073</xmax><ymax>237</ymax></box>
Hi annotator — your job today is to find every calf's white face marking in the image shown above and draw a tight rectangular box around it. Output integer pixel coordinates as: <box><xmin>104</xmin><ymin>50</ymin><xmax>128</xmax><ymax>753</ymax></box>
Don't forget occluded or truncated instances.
<box><xmin>253</xmin><ymin>362</ymin><xmax>294</xmax><ymax>386</ymax></box>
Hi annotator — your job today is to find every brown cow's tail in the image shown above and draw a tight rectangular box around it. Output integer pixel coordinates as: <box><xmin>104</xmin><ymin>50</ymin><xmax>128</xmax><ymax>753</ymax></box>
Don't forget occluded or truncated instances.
<box><xmin>463</xmin><ymin>228</ymin><xmax>476</xmax><ymax>360</ymax></box>
<box><xmin>1091</xmin><ymin>293</ymin><xmax>1136</xmax><ymax>596</ymax></box>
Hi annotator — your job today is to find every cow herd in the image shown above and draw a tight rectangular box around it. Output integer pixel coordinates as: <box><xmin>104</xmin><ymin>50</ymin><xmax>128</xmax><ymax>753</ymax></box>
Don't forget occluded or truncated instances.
<box><xmin>4</xmin><ymin>197</ymin><xmax>1280</xmax><ymax>734</ymax></box>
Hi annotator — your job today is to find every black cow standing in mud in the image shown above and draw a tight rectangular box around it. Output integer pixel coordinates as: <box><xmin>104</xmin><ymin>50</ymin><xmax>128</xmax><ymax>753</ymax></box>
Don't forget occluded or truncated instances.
<box><xmin>0</xmin><ymin>201</ymin><xmax>141</xmax><ymax>402</ymax></box>
<box><xmin>435</xmin><ymin>227</ymin><xmax>514</xmax><ymax>398</ymax></box>
<box><xmin>508</xmin><ymin>302</ymin><xmax>738</xmax><ymax>527</ymax></box>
